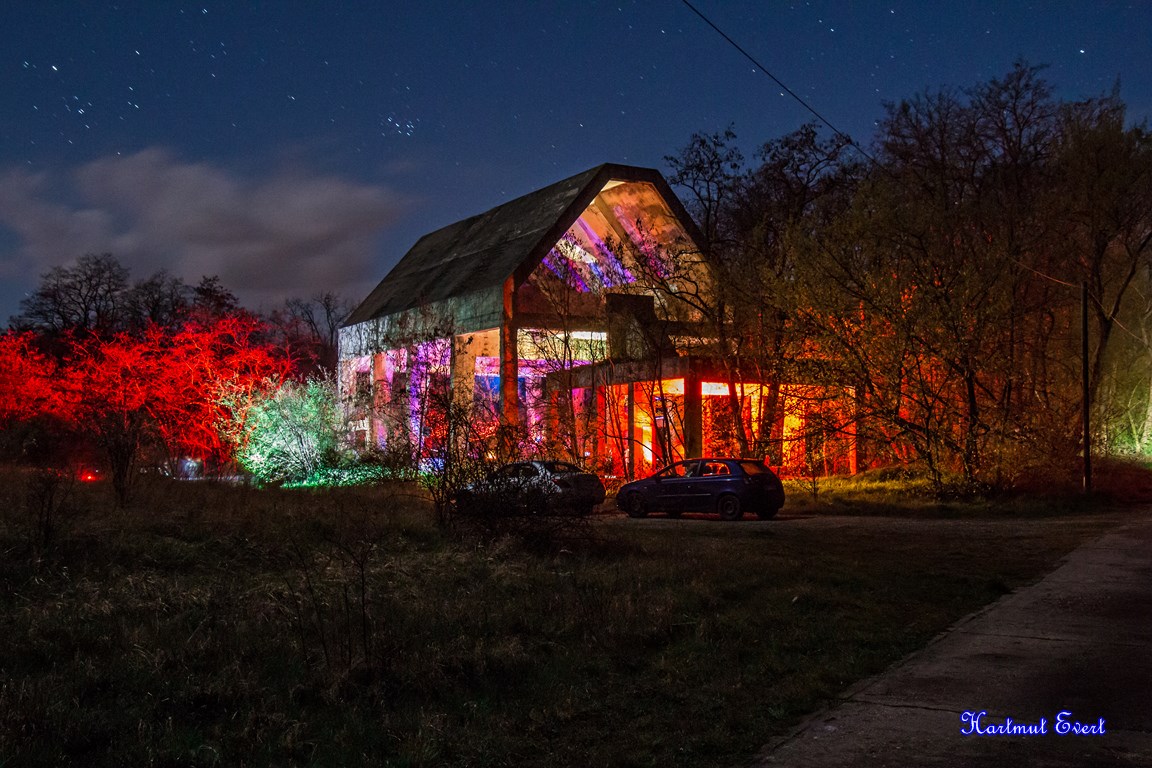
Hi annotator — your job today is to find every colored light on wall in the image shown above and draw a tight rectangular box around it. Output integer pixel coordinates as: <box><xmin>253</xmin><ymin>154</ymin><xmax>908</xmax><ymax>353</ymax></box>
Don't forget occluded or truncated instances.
<box><xmin>701</xmin><ymin>382</ymin><xmax>773</xmax><ymax>397</ymax></box>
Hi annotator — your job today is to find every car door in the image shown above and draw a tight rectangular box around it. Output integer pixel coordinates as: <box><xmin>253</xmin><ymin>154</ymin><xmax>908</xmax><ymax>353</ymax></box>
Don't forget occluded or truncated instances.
<box><xmin>697</xmin><ymin>460</ymin><xmax>736</xmax><ymax>511</ymax></box>
<box><xmin>514</xmin><ymin>462</ymin><xmax>551</xmax><ymax>512</ymax></box>
<box><xmin>488</xmin><ymin>463</ymin><xmax>523</xmax><ymax>500</ymax></box>
<box><xmin>488</xmin><ymin>463</ymin><xmax>536</xmax><ymax>510</ymax></box>
<box><xmin>650</xmin><ymin>460</ymin><xmax>699</xmax><ymax>512</ymax></box>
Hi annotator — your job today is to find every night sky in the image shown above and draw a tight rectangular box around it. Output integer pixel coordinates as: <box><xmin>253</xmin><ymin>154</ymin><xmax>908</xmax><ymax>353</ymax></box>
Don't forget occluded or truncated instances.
<box><xmin>2</xmin><ymin>1</ymin><xmax>1150</xmax><ymax>323</ymax></box>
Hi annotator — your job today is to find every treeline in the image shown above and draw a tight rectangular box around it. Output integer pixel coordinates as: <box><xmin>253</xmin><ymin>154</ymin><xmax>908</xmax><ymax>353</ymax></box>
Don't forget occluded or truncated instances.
<box><xmin>8</xmin><ymin>252</ymin><xmax>347</xmax><ymax>371</ymax></box>
<box><xmin>1</xmin><ymin>253</ymin><xmax>351</xmax><ymax>502</ymax></box>
<box><xmin>664</xmin><ymin>63</ymin><xmax>1152</xmax><ymax>489</ymax></box>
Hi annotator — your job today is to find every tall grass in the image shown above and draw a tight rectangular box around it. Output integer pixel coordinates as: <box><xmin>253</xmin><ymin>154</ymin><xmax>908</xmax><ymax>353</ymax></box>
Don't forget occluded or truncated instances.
<box><xmin>0</xmin><ymin>469</ymin><xmax>1124</xmax><ymax>767</ymax></box>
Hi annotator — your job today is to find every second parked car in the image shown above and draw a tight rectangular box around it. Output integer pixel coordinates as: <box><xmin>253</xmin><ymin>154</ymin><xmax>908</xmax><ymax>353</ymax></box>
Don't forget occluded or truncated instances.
<box><xmin>456</xmin><ymin>460</ymin><xmax>606</xmax><ymax>517</ymax></box>
<box><xmin>616</xmin><ymin>458</ymin><xmax>785</xmax><ymax>521</ymax></box>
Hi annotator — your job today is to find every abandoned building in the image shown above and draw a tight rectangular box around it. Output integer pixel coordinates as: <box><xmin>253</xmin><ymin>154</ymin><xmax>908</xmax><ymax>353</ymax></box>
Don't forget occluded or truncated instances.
<box><xmin>339</xmin><ymin>163</ymin><xmax>856</xmax><ymax>480</ymax></box>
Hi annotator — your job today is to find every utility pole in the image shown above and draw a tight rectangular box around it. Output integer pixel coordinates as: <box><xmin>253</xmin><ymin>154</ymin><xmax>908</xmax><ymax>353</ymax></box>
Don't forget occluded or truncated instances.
<box><xmin>1082</xmin><ymin>281</ymin><xmax>1092</xmax><ymax>493</ymax></box>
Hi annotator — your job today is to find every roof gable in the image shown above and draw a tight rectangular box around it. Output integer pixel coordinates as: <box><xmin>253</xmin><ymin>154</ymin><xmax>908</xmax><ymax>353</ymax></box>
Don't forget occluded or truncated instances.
<box><xmin>344</xmin><ymin>163</ymin><xmax>703</xmax><ymax>327</ymax></box>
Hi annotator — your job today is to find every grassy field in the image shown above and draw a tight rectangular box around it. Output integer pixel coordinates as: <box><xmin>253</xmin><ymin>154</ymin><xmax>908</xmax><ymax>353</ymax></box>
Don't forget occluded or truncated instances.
<box><xmin>0</xmin><ymin>469</ymin><xmax>1133</xmax><ymax>767</ymax></box>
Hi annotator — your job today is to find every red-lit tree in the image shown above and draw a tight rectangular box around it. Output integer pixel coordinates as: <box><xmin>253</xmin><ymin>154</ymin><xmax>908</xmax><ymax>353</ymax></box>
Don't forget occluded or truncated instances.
<box><xmin>0</xmin><ymin>333</ymin><xmax>63</xmax><ymax>425</ymax></box>
<box><xmin>0</xmin><ymin>332</ymin><xmax>73</xmax><ymax>465</ymax></box>
<box><xmin>60</xmin><ymin>316</ymin><xmax>290</xmax><ymax>504</ymax></box>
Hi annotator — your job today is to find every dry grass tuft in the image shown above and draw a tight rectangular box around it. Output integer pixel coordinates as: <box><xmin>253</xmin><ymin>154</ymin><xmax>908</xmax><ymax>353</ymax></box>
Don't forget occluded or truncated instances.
<box><xmin>0</xmin><ymin>469</ymin><xmax>1126</xmax><ymax>767</ymax></box>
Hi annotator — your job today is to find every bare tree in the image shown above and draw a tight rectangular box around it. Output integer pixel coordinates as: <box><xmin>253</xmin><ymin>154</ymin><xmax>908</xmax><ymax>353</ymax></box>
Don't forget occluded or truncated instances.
<box><xmin>273</xmin><ymin>292</ymin><xmax>351</xmax><ymax>374</ymax></box>
<box><xmin>124</xmin><ymin>270</ymin><xmax>191</xmax><ymax>330</ymax></box>
<box><xmin>10</xmin><ymin>253</ymin><xmax>130</xmax><ymax>336</ymax></box>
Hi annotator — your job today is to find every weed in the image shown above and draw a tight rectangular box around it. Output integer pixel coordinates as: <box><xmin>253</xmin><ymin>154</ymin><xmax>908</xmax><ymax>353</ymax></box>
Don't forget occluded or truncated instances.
<box><xmin>0</xmin><ymin>473</ymin><xmax>1125</xmax><ymax>767</ymax></box>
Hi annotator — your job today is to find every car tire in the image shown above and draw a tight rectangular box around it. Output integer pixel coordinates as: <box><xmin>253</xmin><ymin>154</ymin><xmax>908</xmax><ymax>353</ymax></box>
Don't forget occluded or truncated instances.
<box><xmin>756</xmin><ymin>505</ymin><xmax>780</xmax><ymax>520</ymax></box>
<box><xmin>717</xmin><ymin>494</ymin><xmax>743</xmax><ymax>521</ymax></box>
<box><xmin>625</xmin><ymin>493</ymin><xmax>648</xmax><ymax>518</ymax></box>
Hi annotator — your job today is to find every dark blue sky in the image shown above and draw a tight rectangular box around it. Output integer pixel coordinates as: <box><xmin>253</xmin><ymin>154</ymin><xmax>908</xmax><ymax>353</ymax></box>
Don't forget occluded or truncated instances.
<box><xmin>2</xmin><ymin>1</ymin><xmax>1149</xmax><ymax>322</ymax></box>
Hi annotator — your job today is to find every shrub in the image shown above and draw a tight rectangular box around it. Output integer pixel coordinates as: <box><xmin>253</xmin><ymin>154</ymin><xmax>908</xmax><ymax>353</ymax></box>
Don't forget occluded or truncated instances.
<box><xmin>226</xmin><ymin>376</ymin><xmax>352</xmax><ymax>485</ymax></box>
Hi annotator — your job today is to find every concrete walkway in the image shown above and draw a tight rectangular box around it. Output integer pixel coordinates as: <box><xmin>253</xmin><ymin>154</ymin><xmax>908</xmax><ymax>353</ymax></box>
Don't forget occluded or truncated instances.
<box><xmin>752</xmin><ymin>516</ymin><xmax>1152</xmax><ymax>767</ymax></box>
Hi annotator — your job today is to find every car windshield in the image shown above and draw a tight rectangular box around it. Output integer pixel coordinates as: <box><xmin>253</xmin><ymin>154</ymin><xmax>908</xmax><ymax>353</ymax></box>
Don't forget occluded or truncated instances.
<box><xmin>496</xmin><ymin>463</ymin><xmax>536</xmax><ymax>479</ymax></box>
<box><xmin>542</xmin><ymin>461</ymin><xmax>581</xmax><ymax>474</ymax></box>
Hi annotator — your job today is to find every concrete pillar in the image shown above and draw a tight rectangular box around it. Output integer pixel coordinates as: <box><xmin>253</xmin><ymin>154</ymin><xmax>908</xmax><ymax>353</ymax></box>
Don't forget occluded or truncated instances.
<box><xmin>627</xmin><ymin>381</ymin><xmax>636</xmax><ymax>479</ymax></box>
<box><xmin>588</xmin><ymin>371</ymin><xmax>601</xmax><ymax>465</ymax></box>
<box><xmin>371</xmin><ymin>352</ymin><xmax>389</xmax><ymax>448</ymax></box>
<box><xmin>499</xmin><ymin>277</ymin><xmax>520</xmax><ymax>430</ymax></box>
<box><xmin>451</xmin><ymin>334</ymin><xmax>477</xmax><ymax>410</ymax></box>
<box><xmin>684</xmin><ymin>369</ymin><xmax>702</xmax><ymax>459</ymax></box>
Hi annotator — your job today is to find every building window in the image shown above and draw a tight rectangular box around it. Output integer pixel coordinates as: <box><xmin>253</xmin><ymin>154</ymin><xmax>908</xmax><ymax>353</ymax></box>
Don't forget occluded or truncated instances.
<box><xmin>355</xmin><ymin>370</ymin><xmax>372</xmax><ymax>403</ymax></box>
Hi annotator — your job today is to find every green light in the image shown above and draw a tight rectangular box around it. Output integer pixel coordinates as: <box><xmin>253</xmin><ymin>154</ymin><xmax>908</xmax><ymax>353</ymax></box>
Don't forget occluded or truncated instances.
<box><xmin>230</xmin><ymin>378</ymin><xmax>350</xmax><ymax>485</ymax></box>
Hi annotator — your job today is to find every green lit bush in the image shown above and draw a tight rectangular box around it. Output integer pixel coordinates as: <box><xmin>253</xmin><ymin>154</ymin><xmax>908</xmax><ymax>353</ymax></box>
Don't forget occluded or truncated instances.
<box><xmin>227</xmin><ymin>377</ymin><xmax>352</xmax><ymax>485</ymax></box>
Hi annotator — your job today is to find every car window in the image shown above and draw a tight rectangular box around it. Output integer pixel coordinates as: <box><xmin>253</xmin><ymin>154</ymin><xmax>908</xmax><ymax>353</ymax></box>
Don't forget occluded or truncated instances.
<box><xmin>655</xmin><ymin>461</ymin><xmax>691</xmax><ymax>479</ymax></box>
<box><xmin>739</xmin><ymin>461</ymin><xmax>768</xmax><ymax>475</ymax></box>
<box><xmin>496</xmin><ymin>464</ymin><xmax>536</xmax><ymax>480</ymax></box>
<box><xmin>543</xmin><ymin>461</ymin><xmax>581</xmax><ymax>474</ymax></box>
<box><xmin>701</xmin><ymin>461</ymin><xmax>730</xmax><ymax>476</ymax></box>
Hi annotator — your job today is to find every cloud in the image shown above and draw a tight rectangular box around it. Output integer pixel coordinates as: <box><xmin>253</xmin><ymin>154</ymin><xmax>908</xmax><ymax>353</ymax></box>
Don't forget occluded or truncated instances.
<box><xmin>0</xmin><ymin>149</ymin><xmax>404</xmax><ymax>311</ymax></box>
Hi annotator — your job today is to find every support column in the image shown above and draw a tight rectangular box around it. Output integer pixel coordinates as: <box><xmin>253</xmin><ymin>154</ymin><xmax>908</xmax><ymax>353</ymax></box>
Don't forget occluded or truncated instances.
<box><xmin>451</xmin><ymin>334</ymin><xmax>477</xmax><ymax>410</ymax></box>
<box><xmin>406</xmin><ymin>344</ymin><xmax>422</xmax><ymax>456</ymax></box>
<box><xmin>627</xmin><ymin>381</ymin><xmax>636</xmax><ymax>479</ymax></box>
<box><xmin>684</xmin><ymin>369</ymin><xmax>702</xmax><ymax>459</ymax></box>
<box><xmin>449</xmin><ymin>334</ymin><xmax>477</xmax><ymax>455</ymax></box>
<box><xmin>372</xmin><ymin>352</ymin><xmax>389</xmax><ymax>449</ymax></box>
<box><xmin>587</xmin><ymin>370</ymin><xmax>601</xmax><ymax>465</ymax></box>
<box><xmin>499</xmin><ymin>277</ymin><xmax>520</xmax><ymax>435</ymax></box>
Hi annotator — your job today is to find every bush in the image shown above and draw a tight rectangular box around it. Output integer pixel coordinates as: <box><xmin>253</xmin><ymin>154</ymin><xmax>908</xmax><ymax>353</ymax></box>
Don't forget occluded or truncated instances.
<box><xmin>227</xmin><ymin>376</ymin><xmax>351</xmax><ymax>485</ymax></box>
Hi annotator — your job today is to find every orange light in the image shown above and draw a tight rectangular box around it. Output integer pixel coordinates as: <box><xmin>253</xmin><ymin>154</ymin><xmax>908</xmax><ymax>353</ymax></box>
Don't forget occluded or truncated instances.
<box><xmin>701</xmin><ymin>382</ymin><xmax>770</xmax><ymax>397</ymax></box>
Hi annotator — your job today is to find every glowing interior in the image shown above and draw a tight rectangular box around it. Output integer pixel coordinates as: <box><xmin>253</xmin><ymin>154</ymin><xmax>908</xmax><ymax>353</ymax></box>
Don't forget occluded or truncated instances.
<box><xmin>344</xmin><ymin>177</ymin><xmax>855</xmax><ymax>478</ymax></box>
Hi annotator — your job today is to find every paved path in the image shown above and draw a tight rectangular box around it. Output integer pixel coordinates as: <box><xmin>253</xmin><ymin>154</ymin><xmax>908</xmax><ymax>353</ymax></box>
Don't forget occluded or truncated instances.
<box><xmin>751</xmin><ymin>516</ymin><xmax>1152</xmax><ymax>767</ymax></box>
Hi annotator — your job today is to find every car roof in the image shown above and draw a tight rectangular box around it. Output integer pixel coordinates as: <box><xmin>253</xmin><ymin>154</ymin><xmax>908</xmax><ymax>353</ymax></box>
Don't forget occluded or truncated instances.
<box><xmin>681</xmin><ymin>457</ymin><xmax>765</xmax><ymax>463</ymax></box>
<box><xmin>506</xmin><ymin>460</ymin><xmax>585</xmax><ymax>470</ymax></box>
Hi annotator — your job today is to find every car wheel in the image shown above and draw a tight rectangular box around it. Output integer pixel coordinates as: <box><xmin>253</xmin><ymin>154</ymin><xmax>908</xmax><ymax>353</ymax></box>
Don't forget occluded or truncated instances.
<box><xmin>625</xmin><ymin>493</ymin><xmax>648</xmax><ymax>518</ymax></box>
<box><xmin>717</xmin><ymin>494</ymin><xmax>743</xmax><ymax>521</ymax></box>
<box><xmin>756</xmin><ymin>504</ymin><xmax>780</xmax><ymax>520</ymax></box>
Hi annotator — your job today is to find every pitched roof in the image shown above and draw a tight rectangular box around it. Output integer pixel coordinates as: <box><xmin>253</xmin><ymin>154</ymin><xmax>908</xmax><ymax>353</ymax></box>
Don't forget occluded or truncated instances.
<box><xmin>344</xmin><ymin>163</ymin><xmax>701</xmax><ymax>326</ymax></box>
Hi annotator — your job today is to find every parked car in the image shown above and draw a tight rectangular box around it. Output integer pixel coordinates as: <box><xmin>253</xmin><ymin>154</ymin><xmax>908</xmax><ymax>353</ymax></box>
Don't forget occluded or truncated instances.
<box><xmin>616</xmin><ymin>458</ymin><xmax>785</xmax><ymax>521</ymax></box>
<box><xmin>456</xmin><ymin>460</ymin><xmax>606</xmax><ymax>517</ymax></box>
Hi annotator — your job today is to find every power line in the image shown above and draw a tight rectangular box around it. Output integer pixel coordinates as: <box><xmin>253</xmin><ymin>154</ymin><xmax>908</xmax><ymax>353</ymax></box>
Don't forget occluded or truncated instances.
<box><xmin>682</xmin><ymin>2</ymin><xmax>1107</xmax><ymax>305</ymax></box>
<box><xmin>681</xmin><ymin>1</ymin><xmax>1103</xmax><ymax>310</ymax></box>
<box><xmin>1009</xmin><ymin>256</ymin><xmax>1079</xmax><ymax>289</ymax></box>
<box><xmin>679</xmin><ymin>4</ymin><xmax>1121</xmax><ymax>334</ymax></box>
<box><xmin>680</xmin><ymin>0</ymin><xmax>879</xmax><ymax>166</ymax></box>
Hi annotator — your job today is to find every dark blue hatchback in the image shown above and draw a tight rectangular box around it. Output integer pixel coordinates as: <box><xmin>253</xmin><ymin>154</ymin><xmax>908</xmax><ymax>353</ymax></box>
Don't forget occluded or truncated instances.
<box><xmin>616</xmin><ymin>458</ymin><xmax>785</xmax><ymax>521</ymax></box>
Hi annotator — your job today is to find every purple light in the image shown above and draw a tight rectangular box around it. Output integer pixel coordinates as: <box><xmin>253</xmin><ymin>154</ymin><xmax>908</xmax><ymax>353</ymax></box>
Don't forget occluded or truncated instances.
<box><xmin>544</xmin><ymin>248</ymin><xmax>591</xmax><ymax>292</ymax></box>
<box><xmin>614</xmin><ymin>208</ymin><xmax>667</xmax><ymax>278</ymax></box>
<box><xmin>576</xmin><ymin>217</ymin><xmax>634</xmax><ymax>286</ymax></box>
